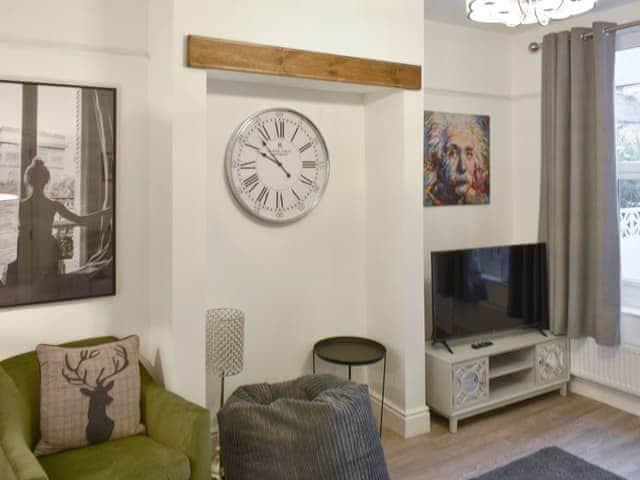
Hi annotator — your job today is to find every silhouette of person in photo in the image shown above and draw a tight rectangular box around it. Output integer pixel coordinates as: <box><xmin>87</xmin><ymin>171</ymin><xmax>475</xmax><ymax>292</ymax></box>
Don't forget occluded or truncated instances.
<box><xmin>15</xmin><ymin>157</ymin><xmax>111</xmax><ymax>285</ymax></box>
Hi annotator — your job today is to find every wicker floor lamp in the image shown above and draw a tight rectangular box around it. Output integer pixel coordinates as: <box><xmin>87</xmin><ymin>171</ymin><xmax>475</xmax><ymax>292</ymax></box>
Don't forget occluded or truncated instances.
<box><xmin>206</xmin><ymin>308</ymin><xmax>245</xmax><ymax>480</ymax></box>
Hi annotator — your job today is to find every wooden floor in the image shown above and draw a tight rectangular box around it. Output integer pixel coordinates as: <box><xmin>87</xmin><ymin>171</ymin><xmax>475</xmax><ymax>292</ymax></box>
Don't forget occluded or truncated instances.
<box><xmin>382</xmin><ymin>392</ymin><xmax>640</xmax><ymax>480</ymax></box>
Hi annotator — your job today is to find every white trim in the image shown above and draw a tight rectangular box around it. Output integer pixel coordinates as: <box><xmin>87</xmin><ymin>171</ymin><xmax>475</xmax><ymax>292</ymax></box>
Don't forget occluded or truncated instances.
<box><xmin>621</xmin><ymin>342</ymin><xmax>640</xmax><ymax>355</ymax></box>
<box><xmin>618</xmin><ymin>162</ymin><xmax>640</xmax><ymax>178</ymax></box>
<box><xmin>424</xmin><ymin>87</ymin><xmax>512</xmax><ymax>100</ymax></box>
<box><xmin>424</xmin><ymin>86</ymin><xmax>541</xmax><ymax>101</ymax></box>
<box><xmin>369</xmin><ymin>390</ymin><xmax>430</xmax><ymax>438</ymax></box>
<box><xmin>623</xmin><ymin>277</ymin><xmax>640</xmax><ymax>288</ymax></box>
<box><xmin>210</xmin><ymin>394</ymin><xmax>431</xmax><ymax>439</ymax></box>
<box><xmin>616</xmin><ymin>26</ymin><xmax>640</xmax><ymax>52</ymax></box>
<box><xmin>622</xmin><ymin>280</ymin><xmax>640</xmax><ymax>312</ymax></box>
<box><xmin>570</xmin><ymin>376</ymin><xmax>640</xmax><ymax>417</ymax></box>
<box><xmin>621</xmin><ymin>306</ymin><xmax>640</xmax><ymax>317</ymax></box>
<box><xmin>510</xmin><ymin>92</ymin><xmax>541</xmax><ymax>100</ymax></box>
<box><xmin>0</xmin><ymin>35</ymin><xmax>149</xmax><ymax>59</ymax></box>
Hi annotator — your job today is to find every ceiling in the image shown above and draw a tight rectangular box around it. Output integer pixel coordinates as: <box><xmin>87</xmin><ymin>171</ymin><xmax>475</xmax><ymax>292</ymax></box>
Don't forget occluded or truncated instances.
<box><xmin>424</xmin><ymin>0</ymin><xmax>639</xmax><ymax>34</ymax></box>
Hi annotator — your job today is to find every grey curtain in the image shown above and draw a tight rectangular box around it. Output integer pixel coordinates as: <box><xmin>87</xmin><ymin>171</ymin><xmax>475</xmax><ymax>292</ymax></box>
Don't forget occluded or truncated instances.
<box><xmin>540</xmin><ymin>22</ymin><xmax>621</xmax><ymax>346</ymax></box>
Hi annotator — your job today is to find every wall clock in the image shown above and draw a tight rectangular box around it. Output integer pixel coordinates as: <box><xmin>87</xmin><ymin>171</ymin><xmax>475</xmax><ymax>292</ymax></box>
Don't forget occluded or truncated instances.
<box><xmin>226</xmin><ymin>108</ymin><xmax>330</xmax><ymax>223</ymax></box>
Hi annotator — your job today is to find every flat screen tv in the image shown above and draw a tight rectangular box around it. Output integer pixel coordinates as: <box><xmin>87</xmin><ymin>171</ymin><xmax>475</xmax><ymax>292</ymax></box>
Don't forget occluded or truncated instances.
<box><xmin>431</xmin><ymin>243</ymin><xmax>549</xmax><ymax>345</ymax></box>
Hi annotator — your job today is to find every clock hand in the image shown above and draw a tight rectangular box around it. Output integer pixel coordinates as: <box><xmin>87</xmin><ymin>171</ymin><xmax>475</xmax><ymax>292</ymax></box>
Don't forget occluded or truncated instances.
<box><xmin>258</xmin><ymin>151</ymin><xmax>282</xmax><ymax>168</ymax></box>
<box><xmin>258</xmin><ymin>152</ymin><xmax>280</xmax><ymax>166</ymax></box>
<box><xmin>258</xmin><ymin>151</ymin><xmax>292</xmax><ymax>179</ymax></box>
<box><xmin>260</xmin><ymin>140</ymin><xmax>292</xmax><ymax>178</ymax></box>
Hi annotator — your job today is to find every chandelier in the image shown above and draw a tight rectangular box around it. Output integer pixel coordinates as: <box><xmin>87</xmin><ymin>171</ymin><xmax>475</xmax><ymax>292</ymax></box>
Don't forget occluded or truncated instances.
<box><xmin>466</xmin><ymin>0</ymin><xmax>597</xmax><ymax>27</ymax></box>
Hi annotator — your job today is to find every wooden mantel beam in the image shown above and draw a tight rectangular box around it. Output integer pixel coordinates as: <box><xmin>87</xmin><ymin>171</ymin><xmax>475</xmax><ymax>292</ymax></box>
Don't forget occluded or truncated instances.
<box><xmin>186</xmin><ymin>35</ymin><xmax>422</xmax><ymax>91</ymax></box>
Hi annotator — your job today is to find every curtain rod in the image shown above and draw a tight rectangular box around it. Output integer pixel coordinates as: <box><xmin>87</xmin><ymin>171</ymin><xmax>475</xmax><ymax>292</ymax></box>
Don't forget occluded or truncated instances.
<box><xmin>528</xmin><ymin>19</ymin><xmax>640</xmax><ymax>53</ymax></box>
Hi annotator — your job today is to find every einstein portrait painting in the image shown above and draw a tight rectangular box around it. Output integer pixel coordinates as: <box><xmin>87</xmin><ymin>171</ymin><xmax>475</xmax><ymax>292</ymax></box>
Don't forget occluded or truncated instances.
<box><xmin>423</xmin><ymin>111</ymin><xmax>490</xmax><ymax>206</ymax></box>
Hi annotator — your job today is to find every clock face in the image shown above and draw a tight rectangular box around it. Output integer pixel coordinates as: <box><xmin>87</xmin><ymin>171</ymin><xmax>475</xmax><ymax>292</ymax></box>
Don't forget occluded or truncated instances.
<box><xmin>226</xmin><ymin>109</ymin><xmax>330</xmax><ymax>223</ymax></box>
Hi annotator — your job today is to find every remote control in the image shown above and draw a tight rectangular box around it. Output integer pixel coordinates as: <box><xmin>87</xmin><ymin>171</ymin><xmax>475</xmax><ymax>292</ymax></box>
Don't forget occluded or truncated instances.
<box><xmin>471</xmin><ymin>341</ymin><xmax>494</xmax><ymax>349</ymax></box>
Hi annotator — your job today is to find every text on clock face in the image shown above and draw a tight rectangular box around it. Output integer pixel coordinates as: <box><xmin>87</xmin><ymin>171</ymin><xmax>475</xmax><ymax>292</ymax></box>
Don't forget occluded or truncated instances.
<box><xmin>227</xmin><ymin>109</ymin><xmax>329</xmax><ymax>222</ymax></box>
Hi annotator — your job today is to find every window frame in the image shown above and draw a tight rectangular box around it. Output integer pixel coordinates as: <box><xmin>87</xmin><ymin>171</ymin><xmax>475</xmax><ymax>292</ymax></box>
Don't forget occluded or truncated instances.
<box><xmin>616</xmin><ymin>30</ymin><xmax>640</xmax><ymax>346</ymax></box>
<box><xmin>616</xmin><ymin>127</ymin><xmax>640</xmax><ymax>305</ymax></box>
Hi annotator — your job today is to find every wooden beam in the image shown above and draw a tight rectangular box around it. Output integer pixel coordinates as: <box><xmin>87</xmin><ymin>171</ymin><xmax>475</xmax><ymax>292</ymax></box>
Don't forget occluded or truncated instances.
<box><xmin>187</xmin><ymin>35</ymin><xmax>421</xmax><ymax>91</ymax></box>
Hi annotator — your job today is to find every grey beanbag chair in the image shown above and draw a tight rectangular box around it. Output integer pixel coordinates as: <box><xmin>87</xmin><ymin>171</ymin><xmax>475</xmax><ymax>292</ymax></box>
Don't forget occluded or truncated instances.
<box><xmin>218</xmin><ymin>374</ymin><xmax>390</xmax><ymax>480</ymax></box>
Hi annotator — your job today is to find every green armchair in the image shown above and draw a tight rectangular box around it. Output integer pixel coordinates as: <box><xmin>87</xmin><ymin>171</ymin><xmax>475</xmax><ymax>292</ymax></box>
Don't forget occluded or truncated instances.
<box><xmin>0</xmin><ymin>337</ymin><xmax>211</xmax><ymax>480</ymax></box>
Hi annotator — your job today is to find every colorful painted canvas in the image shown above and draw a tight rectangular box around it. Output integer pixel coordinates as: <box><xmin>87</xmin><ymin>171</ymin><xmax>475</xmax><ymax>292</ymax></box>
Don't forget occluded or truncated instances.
<box><xmin>424</xmin><ymin>111</ymin><xmax>490</xmax><ymax>206</ymax></box>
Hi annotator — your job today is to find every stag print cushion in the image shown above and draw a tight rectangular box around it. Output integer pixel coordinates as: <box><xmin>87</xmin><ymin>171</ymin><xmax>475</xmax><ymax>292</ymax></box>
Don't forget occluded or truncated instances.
<box><xmin>34</xmin><ymin>336</ymin><xmax>145</xmax><ymax>456</ymax></box>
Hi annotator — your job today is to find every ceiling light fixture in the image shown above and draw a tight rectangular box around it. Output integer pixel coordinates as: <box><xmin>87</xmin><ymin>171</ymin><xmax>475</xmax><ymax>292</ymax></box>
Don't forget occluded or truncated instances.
<box><xmin>466</xmin><ymin>0</ymin><xmax>597</xmax><ymax>27</ymax></box>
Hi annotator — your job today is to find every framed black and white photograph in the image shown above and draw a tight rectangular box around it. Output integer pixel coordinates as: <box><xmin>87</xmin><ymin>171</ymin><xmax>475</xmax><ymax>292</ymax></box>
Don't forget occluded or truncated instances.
<box><xmin>0</xmin><ymin>80</ymin><xmax>115</xmax><ymax>308</ymax></box>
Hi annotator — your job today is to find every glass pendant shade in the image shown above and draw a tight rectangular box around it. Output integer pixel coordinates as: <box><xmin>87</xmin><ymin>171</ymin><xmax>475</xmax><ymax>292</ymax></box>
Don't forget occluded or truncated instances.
<box><xmin>466</xmin><ymin>0</ymin><xmax>597</xmax><ymax>27</ymax></box>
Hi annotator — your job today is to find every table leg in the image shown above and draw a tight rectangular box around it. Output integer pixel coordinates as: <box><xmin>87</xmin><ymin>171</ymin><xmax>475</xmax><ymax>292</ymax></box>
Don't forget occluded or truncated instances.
<box><xmin>560</xmin><ymin>383</ymin><xmax>568</xmax><ymax>397</ymax></box>
<box><xmin>449</xmin><ymin>417</ymin><xmax>458</xmax><ymax>434</ymax></box>
<box><xmin>312</xmin><ymin>352</ymin><xmax>316</xmax><ymax>374</ymax></box>
<box><xmin>348</xmin><ymin>364</ymin><xmax>352</xmax><ymax>381</ymax></box>
<box><xmin>379</xmin><ymin>355</ymin><xmax>386</xmax><ymax>437</ymax></box>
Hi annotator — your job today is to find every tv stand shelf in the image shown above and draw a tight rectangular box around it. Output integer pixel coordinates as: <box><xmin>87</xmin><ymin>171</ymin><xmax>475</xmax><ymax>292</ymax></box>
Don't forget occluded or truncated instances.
<box><xmin>426</xmin><ymin>331</ymin><xmax>569</xmax><ymax>433</ymax></box>
<box><xmin>489</xmin><ymin>359</ymin><xmax>532</xmax><ymax>379</ymax></box>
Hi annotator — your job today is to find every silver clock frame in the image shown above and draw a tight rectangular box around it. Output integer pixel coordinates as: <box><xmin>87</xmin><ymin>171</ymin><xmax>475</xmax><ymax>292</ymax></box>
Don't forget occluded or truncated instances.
<box><xmin>225</xmin><ymin>108</ymin><xmax>331</xmax><ymax>224</ymax></box>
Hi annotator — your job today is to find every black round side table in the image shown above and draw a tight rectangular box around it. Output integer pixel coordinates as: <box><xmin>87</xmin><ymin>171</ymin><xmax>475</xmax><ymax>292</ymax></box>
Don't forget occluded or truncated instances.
<box><xmin>313</xmin><ymin>336</ymin><xmax>387</xmax><ymax>436</ymax></box>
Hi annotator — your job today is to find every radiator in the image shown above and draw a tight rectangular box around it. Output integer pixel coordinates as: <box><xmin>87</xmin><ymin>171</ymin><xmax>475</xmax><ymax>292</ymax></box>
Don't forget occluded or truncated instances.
<box><xmin>571</xmin><ymin>338</ymin><xmax>640</xmax><ymax>396</ymax></box>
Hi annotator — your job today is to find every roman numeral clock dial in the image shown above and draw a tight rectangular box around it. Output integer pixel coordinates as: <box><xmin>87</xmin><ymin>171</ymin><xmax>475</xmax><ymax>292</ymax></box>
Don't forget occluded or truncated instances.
<box><xmin>226</xmin><ymin>108</ymin><xmax>330</xmax><ymax>223</ymax></box>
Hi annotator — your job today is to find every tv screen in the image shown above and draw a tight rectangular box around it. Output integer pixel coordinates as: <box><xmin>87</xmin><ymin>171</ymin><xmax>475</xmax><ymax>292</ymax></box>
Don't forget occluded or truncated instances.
<box><xmin>431</xmin><ymin>243</ymin><xmax>549</xmax><ymax>341</ymax></box>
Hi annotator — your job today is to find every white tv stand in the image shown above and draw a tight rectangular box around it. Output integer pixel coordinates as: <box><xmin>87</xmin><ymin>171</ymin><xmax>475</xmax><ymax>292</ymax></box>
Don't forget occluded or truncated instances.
<box><xmin>426</xmin><ymin>331</ymin><xmax>569</xmax><ymax>433</ymax></box>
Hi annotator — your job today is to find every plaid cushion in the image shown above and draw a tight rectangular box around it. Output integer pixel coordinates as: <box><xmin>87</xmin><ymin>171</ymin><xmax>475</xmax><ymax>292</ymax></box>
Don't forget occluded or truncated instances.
<box><xmin>34</xmin><ymin>335</ymin><xmax>144</xmax><ymax>456</ymax></box>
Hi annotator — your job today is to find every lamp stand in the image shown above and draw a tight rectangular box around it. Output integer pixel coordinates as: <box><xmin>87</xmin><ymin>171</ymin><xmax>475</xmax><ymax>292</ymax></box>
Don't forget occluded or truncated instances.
<box><xmin>212</xmin><ymin>447</ymin><xmax>223</xmax><ymax>480</ymax></box>
<box><xmin>220</xmin><ymin>372</ymin><xmax>225</xmax><ymax>409</ymax></box>
<box><xmin>212</xmin><ymin>372</ymin><xmax>225</xmax><ymax>480</ymax></box>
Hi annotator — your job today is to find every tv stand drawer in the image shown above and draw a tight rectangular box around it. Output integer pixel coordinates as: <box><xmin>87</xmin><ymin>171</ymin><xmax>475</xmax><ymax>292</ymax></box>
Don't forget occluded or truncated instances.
<box><xmin>535</xmin><ymin>339</ymin><xmax>569</xmax><ymax>385</ymax></box>
<box><xmin>452</xmin><ymin>358</ymin><xmax>489</xmax><ymax>409</ymax></box>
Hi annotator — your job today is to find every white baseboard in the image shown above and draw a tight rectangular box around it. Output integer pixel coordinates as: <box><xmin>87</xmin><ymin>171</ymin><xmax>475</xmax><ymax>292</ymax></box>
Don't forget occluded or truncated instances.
<box><xmin>210</xmin><ymin>393</ymin><xmax>431</xmax><ymax>439</ymax></box>
<box><xmin>570</xmin><ymin>376</ymin><xmax>640</xmax><ymax>417</ymax></box>
<box><xmin>369</xmin><ymin>390</ymin><xmax>430</xmax><ymax>438</ymax></box>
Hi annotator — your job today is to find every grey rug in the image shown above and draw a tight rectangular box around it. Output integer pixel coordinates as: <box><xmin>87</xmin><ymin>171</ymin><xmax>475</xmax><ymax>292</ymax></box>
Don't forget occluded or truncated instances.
<box><xmin>473</xmin><ymin>447</ymin><xmax>625</xmax><ymax>480</ymax></box>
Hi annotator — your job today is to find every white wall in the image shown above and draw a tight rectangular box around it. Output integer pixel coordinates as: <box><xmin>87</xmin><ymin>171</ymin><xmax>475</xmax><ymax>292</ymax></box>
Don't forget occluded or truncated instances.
<box><xmin>0</xmin><ymin>1</ymin><xmax>151</xmax><ymax>360</ymax></box>
<box><xmin>0</xmin><ymin>1</ymin><xmax>427</xmax><ymax>438</ymax></box>
<box><xmin>364</xmin><ymin>88</ymin><xmax>428</xmax><ymax>437</ymax></box>
<box><xmin>0</xmin><ymin>0</ymin><xmax>147</xmax><ymax>55</ymax></box>
<box><xmin>423</xmin><ymin>20</ymin><xmax>515</xmax><ymax>337</ymax></box>
<box><xmin>201</xmin><ymin>1</ymin><xmax>422</xmax><ymax>65</ymax></box>
<box><xmin>424</xmin><ymin>20</ymin><xmax>512</xmax><ymax>97</ymax></box>
<box><xmin>206</xmin><ymin>80</ymin><xmax>368</xmax><ymax>392</ymax></box>
<box><xmin>204</xmin><ymin>81</ymin><xmax>428</xmax><ymax>437</ymax></box>
<box><xmin>146</xmin><ymin>0</ymin><xmax>209</xmax><ymax>402</ymax></box>
<box><xmin>146</xmin><ymin>0</ymin><xmax>427</xmax><ymax>437</ymax></box>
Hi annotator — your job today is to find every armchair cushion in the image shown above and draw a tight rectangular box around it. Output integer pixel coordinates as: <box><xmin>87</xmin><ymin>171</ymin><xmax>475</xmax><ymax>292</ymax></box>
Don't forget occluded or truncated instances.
<box><xmin>1</xmin><ymin>336</ymin><xmax>121</xmax><ymax>450</ymax></box>
<box><xmin>0</xmin><ymin>366</ymin><xmax>47</xmax><ymax>480</ymax></box>
<box><xmin>34</xmin><ymin>336</ymin><xmax>145</xmax><ymax>456</ymax></box>
<box><xmin>141</xmin><ymin>371</ymin><xmax>211</xmax><ymax>480</ymax></box>
<box><xmin>39</xmin><ymin>434</ymin><xmax>190</xmax><ymax>480</ymax></box>
<box><xmin>0</xmin><ymin>444</ymin><xmax>18</xmax><ymax>480</ymax></box>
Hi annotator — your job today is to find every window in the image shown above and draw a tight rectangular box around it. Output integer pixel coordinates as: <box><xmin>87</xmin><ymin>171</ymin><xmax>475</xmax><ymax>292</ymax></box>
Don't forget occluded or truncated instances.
<box><xmin>36</xmin><ymin>86</ymin><xmax>83</xmax><ymax>272</ymax></box>
<box><xmin>616</xmin><ymin>30</ymin><xmax>640</xmax><ymax>345</ymax></box>
<box><xmin>616</xmin><ymin>76</ymin><xmax>640</xmax><ymax>310</ymax></box>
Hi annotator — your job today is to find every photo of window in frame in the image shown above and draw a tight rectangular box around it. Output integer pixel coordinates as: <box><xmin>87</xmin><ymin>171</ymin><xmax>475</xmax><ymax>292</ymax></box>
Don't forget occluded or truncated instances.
<box><xmin>0</xmin><ymin>80</ymin><xmax>116</xmax><ymax>308</ymax></box>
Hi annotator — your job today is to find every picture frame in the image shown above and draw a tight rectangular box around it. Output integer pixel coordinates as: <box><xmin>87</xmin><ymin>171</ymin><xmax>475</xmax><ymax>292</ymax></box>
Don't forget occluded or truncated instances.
<box><xmin>0</xmin><ymin>80</ymin><xmax>116</xmax><ymax>308</ymax></box>
<box><xmin>424</xmin><ymin>110</ymin><xmax>490</xmax><ymax>207</ymax></box>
